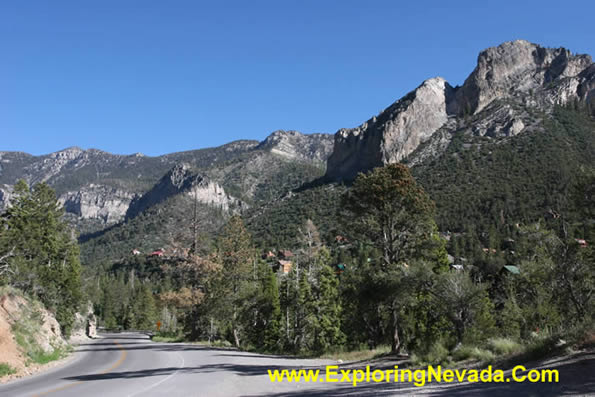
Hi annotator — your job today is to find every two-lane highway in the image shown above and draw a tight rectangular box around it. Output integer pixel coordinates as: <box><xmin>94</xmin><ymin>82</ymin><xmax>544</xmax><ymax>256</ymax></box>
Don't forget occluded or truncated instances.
<box><xmin>0</xmin><ymin>333</ymin><xmax>186</xmax><ymax>397</ymax></box>
<box><xmin>0</xmin><ymin>333</ymin><xmax>336</xmax><ymax>397</ymax></box>
<box><xmin>1</xmin><ymin>333</ymin><xmax>593</xmax><ymax>396</ymax></box>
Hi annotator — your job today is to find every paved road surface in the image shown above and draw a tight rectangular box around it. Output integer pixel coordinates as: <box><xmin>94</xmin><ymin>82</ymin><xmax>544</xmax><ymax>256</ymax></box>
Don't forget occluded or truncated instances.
<box><xmin>0</xmin><ymin>333</ymin><xmax>593</xmax><ymax>396</ymax></box>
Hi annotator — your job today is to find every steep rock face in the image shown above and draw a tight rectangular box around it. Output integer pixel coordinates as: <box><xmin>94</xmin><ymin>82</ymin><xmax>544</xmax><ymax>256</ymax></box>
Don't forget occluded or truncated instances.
<box><xmin>58</xmin><ymin>185</ymin><xmax>136</xmax><ymax>224</ymax></box>
<box><xmin>457</xmin><ymin>40</ymin><xmax>594</xmax><ymax>114</ymax></box>
<box><xmin>0</xmin><ymin>142</ymin><xmax>259</xmax><ymax>226</ymax></box>
<box><xmin>23</xmin><ymin>147</ymin><xmax>86</xmax><ymax>183</ymax></box>
<box><xmin>326</xmin><ymin>77</ymin><xmax>456</xmax><ymax>180</ymax></box>
<box><xmin>0</xmin><ymin>185</ymin><xmax>13</xmax><ymax>212</ymax></box>
<box><xmin>256</xmin><ymin>130</ymin><xmax>334</xmax><ymax>163</ymax></box>
<box><xmin>126</xmin><ymin>163</ymin><xmax>240</xmax><ymax>220</ymax></box>
<box><xmin>325</xmin><ymin>40</ymin><xmax>594</xmax><ymax>181</ymax></box>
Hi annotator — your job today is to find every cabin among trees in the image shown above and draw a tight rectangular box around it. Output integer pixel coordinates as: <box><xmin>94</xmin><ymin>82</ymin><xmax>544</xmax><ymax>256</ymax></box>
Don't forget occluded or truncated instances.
<box><xmin>262</xmin><ymin>249</ymin><xmax>295</xmax><ymax>274</ymax></box>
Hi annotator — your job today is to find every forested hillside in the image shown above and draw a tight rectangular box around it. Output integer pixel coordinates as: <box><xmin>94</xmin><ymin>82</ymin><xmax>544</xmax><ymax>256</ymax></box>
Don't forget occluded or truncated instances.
<box><xmin>1</xmin><ymin>39</ymin><xmax>593</xmax><ymax>369</ymax></box>
<box><xmin>413</xmin><ymin>106</ymin><xmax>595</xmax><ymax>237</ymax></box>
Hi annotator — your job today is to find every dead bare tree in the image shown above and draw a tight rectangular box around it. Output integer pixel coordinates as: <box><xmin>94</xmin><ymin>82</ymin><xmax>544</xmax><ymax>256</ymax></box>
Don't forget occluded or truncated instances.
<box><xmin>0</xmin><ymin>247</ymin><xmax>15</xmax><ymax>277</ymax></box>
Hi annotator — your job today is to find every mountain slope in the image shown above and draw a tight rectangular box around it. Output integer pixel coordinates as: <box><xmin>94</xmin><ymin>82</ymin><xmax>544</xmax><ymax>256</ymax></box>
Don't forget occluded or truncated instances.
<box><xmin>325</xmin><ymin>40</ymin><xmax>594</xmax><ymax>182</ymax></box>
<box><xmin>1</xmin><ymin>39</ymin><xmax>593</xmax><ymax>264</ymax></box>
<box><xmin>245</xmin><ymin>41</ymin><xmax>595</xmax><ymax>250</ymax></box>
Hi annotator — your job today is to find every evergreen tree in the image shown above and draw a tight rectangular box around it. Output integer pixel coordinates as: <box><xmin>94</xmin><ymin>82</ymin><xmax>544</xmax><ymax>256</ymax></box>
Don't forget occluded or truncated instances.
<box><xmin>296</xmin><ymin>268</ymin><xmax>315</xmax><ymax>352</ymax></box>
<box><xmin>216</xmin><ymin>215</ymin><xmax>255</xmax><ymax>347</ymax></box>
<box><xmin>0</xmin><ymin>181</ymin><xmax>82</xmax><ymax>335</ymax></box>
<box><xmin>342</xmin><ymin>164</ymin><xmax>439</xmax><ymax>353</ymax></box>
<box><xmin>311</xmin><ymin>247</ymin><xmax>344</xmax><ymax>354</ymax></box>
<box><xmin>262</xmin><ymin>271</ymin><xmax>282</xmax><ymax>351</ymax></box>
<box><xmin>134</xmin><ymin>284</ymin><xmax>157</xmax><ymax>330</ymax></box>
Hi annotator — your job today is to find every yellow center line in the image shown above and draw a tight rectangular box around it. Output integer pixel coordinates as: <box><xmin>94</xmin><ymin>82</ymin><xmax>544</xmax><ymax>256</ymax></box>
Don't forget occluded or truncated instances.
<box><xmin>31</xmin><ymin>340</ymin><xmax>127</xmax><ymax>397</ymax></box>
<box><xmin>99</xmin><ymin>341</ymin><xmax>128</xmax><ymax>374</ymax></box>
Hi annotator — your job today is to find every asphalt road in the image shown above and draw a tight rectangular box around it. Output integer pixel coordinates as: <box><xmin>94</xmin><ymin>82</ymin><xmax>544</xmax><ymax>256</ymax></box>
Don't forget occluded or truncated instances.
<box><xmin>0</xmin><ymin>333</ymin><xmax>593</xmax><ymax>396</ymax></box>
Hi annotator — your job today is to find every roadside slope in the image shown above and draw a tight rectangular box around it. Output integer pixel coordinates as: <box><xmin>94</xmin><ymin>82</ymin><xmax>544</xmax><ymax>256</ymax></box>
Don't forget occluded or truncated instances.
<box><xmin>0</xmin><ymin>287</ymin><xmax>68</xmax><ymax>382</ymax></box>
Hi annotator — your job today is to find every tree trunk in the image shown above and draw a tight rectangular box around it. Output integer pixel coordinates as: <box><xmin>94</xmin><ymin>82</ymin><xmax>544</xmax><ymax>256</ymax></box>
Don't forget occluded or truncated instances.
<box><xmin>233</xmin><ymin>327</ymin><xmax>241</xmax><ymax>348</ymax></box>
<box><xmin>232</xmin><ymin>302</ymin><xmax>241</xmax><ymax>348</ymax></box>
<box><xmin>391</xmin><ymin>306</ymin><xmax>401</xmax><ymax>354</ymax></box>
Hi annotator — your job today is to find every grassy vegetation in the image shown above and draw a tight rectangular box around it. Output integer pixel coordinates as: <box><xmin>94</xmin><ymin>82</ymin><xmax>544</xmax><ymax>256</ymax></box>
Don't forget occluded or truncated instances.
<box><xmin>487</xmin><ymin>337</ymin><xmax>523</xmax><ymax>356</ymax></box>
<box><xmin>151</xmin><ymin>334</ymin><xmax>186</xmax><ymax>343</ymax></box>
<box><xmin>410</xmin><ymin>324</ymin><xmax>593</xmax><ymax>369</ymax></box>
<box><xmin>27</xmin><ymin>347</ymin><xmax>71</xmax><ymax>365</ymax></box>
<box><xmin>0</xmin><ymin>363</ymin><xmax>16</xmax><ymax>376</ymax></box>
<box><xmin>411</xmin><ymin>341</ymin><xmax>452</xmax><ymax>366</ymax></box>
<box><xmin>451</xmin><ymin>346</ymin><xmax>496</xmax><ymax>363</ymax></box>
<box><xmin>5</xmin><ymin>289</ymin><xmax>71</xmax><ymax>366</ymax></box>
<box><xmin>319</xmin><ymin>345</ymin><xmax>391</xmax><ymax>362</ymax></box>
<box><xmin>12</xmin><ymin>320</ymin><xmax>70</xmax><ymax>366</ymax></box>
<box><xmin>151</xmin><ymin>334</ymin><xmax>235</xmax><ymax>349</ymax></box>
<box><xmin>198</xmin><ymin>340</ymin><xmax>234</xmax><ymax>348</ymax></box>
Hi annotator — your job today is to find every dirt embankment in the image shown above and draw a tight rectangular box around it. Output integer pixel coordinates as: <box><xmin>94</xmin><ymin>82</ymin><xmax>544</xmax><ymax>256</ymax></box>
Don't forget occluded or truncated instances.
<box><xmin>0</xmin><ymin>287</ymin><xmax>95</xmax><ymax>383</ymax></box>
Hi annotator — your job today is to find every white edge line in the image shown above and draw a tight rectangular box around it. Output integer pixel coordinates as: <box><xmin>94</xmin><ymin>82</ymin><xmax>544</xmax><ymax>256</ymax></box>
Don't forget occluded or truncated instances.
<box><xmin>126</xmin><ymin>351</ymin><xmax>185</xmax><ymax>397</ymax></box>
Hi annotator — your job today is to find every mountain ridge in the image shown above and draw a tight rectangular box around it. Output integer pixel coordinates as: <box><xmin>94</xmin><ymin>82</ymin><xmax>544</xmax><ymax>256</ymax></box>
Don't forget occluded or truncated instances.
<box><xmin>325</xmin><ymin>39</ymin><xmax>594</xmax><ymax>181</ymax></box>
<box><xmin>0</xmin><ymin>39</ymin><xmax>593</xmax><ymax>265</ymax></box>
<box><xmin>0</xmin><ymin>130</ymin><xmax>333</xmax><ymax>224</ymax></box>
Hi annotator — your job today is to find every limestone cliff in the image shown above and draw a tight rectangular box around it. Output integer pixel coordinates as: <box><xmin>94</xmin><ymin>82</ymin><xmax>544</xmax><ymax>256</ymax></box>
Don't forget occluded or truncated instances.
<box><xmin>325</xmin><ymin>40</ymin><xmax>594</xmax><ymax>181</ymax></box>
<box><xmin>58</xmin><ymin>185</ymin><xmax>137</xmax><ymax>224</ymax></box>
<box><xmin>256</xmin><ymin>130</ymin><xmax>334</xmax><ymax>164</ymax></box>
<box><xmin>326</xmin><ymin>77</ymin><xmax>456</xmax><ymax>181</ymax></box>
<box><xmin>126</xmin><ymin>163</ymin><xmax>241</xmax><ymax>220</ymax></box>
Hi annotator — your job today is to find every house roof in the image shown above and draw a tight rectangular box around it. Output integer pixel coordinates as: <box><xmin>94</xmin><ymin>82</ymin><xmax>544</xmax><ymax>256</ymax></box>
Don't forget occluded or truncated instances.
<box><xmin>278</xmin><ymin>250</ymin><xmax>294</xmax><ymax>258</ymax></box>
<box><xmin>503</xmin><ymin>265</ymin><xmax>520</xmax><ymax>274</ymax></box>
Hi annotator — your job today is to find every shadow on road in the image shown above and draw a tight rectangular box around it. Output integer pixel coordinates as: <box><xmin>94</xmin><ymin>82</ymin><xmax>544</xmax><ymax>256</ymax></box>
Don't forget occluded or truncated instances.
<box><xmin>241</xmin><ymin>355</ymin><xmax>595</xmax><ymax>397</ymax></box>
<box><xmin>74</xmin><ymin>335</ymin><xmax>593</xmax><ymax>396</ymax></box>
<box><xmin>63</xmin><ymin>363</ymin><xmax>291</xmax><ymax>381</ymax></box>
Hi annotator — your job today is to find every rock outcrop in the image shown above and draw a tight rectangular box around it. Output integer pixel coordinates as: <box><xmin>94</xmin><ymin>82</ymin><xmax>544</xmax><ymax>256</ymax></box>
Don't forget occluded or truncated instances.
<box><xmin>325</xmin><ymin>40</ymin><xmax>595</xmax><ymax>181</ymax></box>
<box><xmin>0</xmin><ymin>185</ymin><xmax>13</xmax><ymax>212</ymax></box>
<box><xmin>69</xmin><ymin>304</ymin><xmax>97</xmax><ymax>343</ymax></box>
<box><xmin>0</xmin><ymin>287</ymin><xmax>67</xmax><ymax>381</ymax></box>
<box><xmin>456</xmin><ymin>40</ymin><xmax>593</xmax><ymax>114</ymax></box>
<box><xmin>59</xmin><ymin>185</ymin><xmax>136</xmax><ymax>224</ymax></box>
<box><xmin>256</xmin><ymin>130</ymin><xmax>334</xmax><ymax>163</ymax></box>
<box><xmin>126</xmin><ymin>163</ymin><xmax>241</xmax><ymax>220</ymax></box>
<box><xmin>326</xmin><ymin>77</ymin><xmax>456</xmax><ymax>181</ymax></box>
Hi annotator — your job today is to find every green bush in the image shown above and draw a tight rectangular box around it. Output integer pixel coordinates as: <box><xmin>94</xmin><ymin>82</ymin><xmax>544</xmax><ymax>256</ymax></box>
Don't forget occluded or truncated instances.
<box><xmin>28</xmin><ymin>348</ymin><xmax>67</xmax><ymax>365</ymax></box>
<box><xmin>487</xmin><ymin>337</ymin><xmax>522</xmax><ymax>355</ymax></box>
<box><xmin>452</xmin><ymin>345</ymin><xmax>496</xmax><ymax>363</ymax></box>
<box><xmin>10</xmin><ymin>302</ymin><xmax>70</xmax><ymax>366</ymax></box>
<box><xmin>0</xmin><ymin>363</ymin><xmax>16</xmax><ymax>376</ymax></box>
<box><xmin>412</xmin><ymin>340</ymin><xmax>450</xmax><ymax>366</ymax></box>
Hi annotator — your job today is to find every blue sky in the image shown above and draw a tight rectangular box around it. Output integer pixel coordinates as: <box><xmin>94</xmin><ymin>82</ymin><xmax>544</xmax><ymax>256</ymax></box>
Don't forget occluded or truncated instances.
<box><xmin>1</xmin><ymin>1</ymin><xmax>593</xmax><ymax>156</ymax></box>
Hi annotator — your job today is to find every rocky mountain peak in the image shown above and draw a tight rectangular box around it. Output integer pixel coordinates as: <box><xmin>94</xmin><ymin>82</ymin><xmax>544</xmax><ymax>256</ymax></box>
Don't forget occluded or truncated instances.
<box><xmin>49</xmin><ymin>146</ymin><xmax>84</xmax><ymax>160</ymax></box>
<box><xmin>325</xmin><ymin>40</ymin><xmax>594</xmax><ymax>181</ymax></box>
<box><xmin>457</xmin><ymin>40</ymin><xmax>593</xmax><ymax>114</ymax></box>
<box><xmin>326</xmin><ymin>76</ymin><xmax>456</xmax><ymax>181</ymax></box>
<box><xmin>126</xmin><ymin>163</ymin><xmax>240</xmax><ymax>220</ymax></box>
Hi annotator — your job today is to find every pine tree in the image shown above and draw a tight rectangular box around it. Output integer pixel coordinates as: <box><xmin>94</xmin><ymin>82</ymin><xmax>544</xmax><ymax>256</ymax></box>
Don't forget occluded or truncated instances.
<box><xmin>216</xmin><ymin>215</ymin><xmax>255</xmax><ymax>347</ymax></box>
<box><xmin>311</xmin><ymin>247</ymin><xmax>344</xmax><ymax>354</ymax></box>
<box><xmin>341</xmin><ymin>164</ymin><xmax>438</xmax><ymax>353</ymax></box>
<box><xmin>263</xmin><ymin>271</ymin><xmax>282</xmax><ymax>351</ymax></box>
<box><xmin>135</xmin><ymin>284</ymin><xmax>157</xmax><ymax>330</ymax></box>
<box><xmin>296</xmin><ymin>269</ymin><xmax>315</xmax><ymax>352</ymax></box>
<box><xmin>0</xmin><ymin>181</ymin><xmax>82</xmax><ymax>335</ymax></box>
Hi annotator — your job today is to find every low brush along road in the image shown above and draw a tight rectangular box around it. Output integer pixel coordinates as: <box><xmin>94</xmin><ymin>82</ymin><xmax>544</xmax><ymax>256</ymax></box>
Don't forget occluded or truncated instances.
<box><xmin>0</xmin><ymin>332</ymin><xmax>592</xmax><ymax>396</ymax></box>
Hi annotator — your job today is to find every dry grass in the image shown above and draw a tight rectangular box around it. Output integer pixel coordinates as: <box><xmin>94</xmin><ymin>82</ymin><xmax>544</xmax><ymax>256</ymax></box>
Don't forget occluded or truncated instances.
<box><xmin>320</xmin><ymin>345</ymin><xmax>391</xmax><ymax>362</ymax></box>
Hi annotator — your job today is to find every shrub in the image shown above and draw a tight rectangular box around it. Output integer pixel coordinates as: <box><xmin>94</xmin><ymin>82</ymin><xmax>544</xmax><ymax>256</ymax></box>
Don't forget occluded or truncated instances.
<box><xmin>412</xmin><ymin>340</ymin><xmax>450</xmax><ymax>366</ymax></box>
<box><xmin>0</xmin><ymin>363</ymin><xmax>16</xmax><ymax>376</ymax></box>
<box><xmin>452</xmin><ymin>345</ymin><xmax>495</xmax><ymax>363</ymax></box>
<box><xmin>487</xmin><ymin>337</ymin><xmax>522</xmax><ymax>355</ymax></box>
